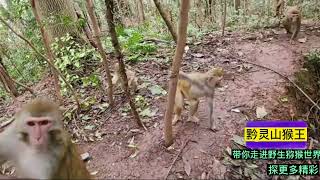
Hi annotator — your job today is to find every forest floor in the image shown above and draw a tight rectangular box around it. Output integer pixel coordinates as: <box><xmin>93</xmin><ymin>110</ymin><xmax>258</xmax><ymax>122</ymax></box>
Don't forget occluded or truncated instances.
<box><xmin>1</xmin><ymin>23</ymin><xmax>320</xmax><ymax>179</ymax></box>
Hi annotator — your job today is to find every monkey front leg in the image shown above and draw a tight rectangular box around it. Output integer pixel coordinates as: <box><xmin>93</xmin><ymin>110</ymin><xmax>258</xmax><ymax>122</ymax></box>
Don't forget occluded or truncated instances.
<box><xmin>187</xmin><ymin>98</ymin><xmax>200</xmax><ymax>123</ymax></box>
<box><xmin>207</xmin><ymin>97</ymin><xmax>217</xmax><ymax>131</ymax></box>
<box><xmin>173</xmin><ymin>90</ymin><xmax>184</xmax><ymax>125</ymax></box>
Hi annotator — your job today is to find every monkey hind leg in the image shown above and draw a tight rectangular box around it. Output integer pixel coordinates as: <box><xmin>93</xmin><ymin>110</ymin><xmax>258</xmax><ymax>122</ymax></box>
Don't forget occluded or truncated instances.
<box><xmin>187</xmin><ymin>99</ymin><xmax>200</xmax><ymax>124</ymax></box>
<box><xmin>208</xmin><ymin>99</ymin><xmax>217</xmax><ymax>131</ymax></box>
<box><xmin>173</xmin><ymin>90</ymin><xmax>184</xmax><ymax>125</ymax></box>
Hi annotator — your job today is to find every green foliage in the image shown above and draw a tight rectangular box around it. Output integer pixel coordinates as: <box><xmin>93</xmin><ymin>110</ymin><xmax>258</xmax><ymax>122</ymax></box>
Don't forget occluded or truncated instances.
<box><xmin>304</xmin><ymin>50</ymin><xmax>320</xmax><ymax>82</ymax></box>
<box><xmin>116</xmin><ymin>26</ymin><xmax>157</xmax><ymax>62</ymax></box>
<box><xmin>51</xmin><ymin>34</ymin><xmax>100</xmax><ymax>94</ymax></box>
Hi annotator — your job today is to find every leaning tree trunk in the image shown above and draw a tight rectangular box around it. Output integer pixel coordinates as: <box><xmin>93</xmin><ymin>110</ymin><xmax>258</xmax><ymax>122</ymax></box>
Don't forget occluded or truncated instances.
<box><xmin>164</xmin><ymin>0</ymin><xmax>190</xmax><ymax>147</ymax></box>
<box><xmin>86</xmin><ymin>0</ymin><xmax>114</xmax><ymax>107</ymax></box>
<box><xmin>153</xmin><ymin>0</ymin><xmax>177</xmax><ymax>43</ymax></box>
<box><xmin>0</xmin><ymin>56</ymin><xmax>18</xmax><ymax>97</ymax></box>
<box><xmin>104</xmin><ymin>0</ymin><xmax>144</xmax><ymax>128</ymax></box>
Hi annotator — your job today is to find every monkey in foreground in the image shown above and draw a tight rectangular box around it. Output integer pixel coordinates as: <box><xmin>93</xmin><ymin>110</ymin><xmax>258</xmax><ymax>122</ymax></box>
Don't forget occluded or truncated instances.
<box><xmin>173</xmin><ymin>67</ymin><xmax>224</xmax><ymax>131</ymax></box>
<box><xmin>282</xmin><ymin>6</ymin><xmax>301</xmax><ymax>42</ymax></box>
<box><xmin>112</xmin><ymin>63</ymin><xmax>138</xmax><ymax>93</ymax></box>
<box><xmin>0</xmin><ymin>98</ymin><xmax>92</xmax><ymax>179</ymax></box>
<box><xmin>274</xmin><ymin>0</ymin><xmax>285</xmax><ymax>17</ymax></box>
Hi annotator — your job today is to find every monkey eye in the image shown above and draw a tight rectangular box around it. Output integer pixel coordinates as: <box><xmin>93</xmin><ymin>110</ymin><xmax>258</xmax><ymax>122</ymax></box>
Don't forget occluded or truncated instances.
<box><xmin>27</xmin><ymin>121</ymin><xmax>35</xmax><ymax>126</ymax></box>
<box><xmin>40</xmin><ymin>120</ymin><xmax>50</xmax><ymax>125</ymax></box>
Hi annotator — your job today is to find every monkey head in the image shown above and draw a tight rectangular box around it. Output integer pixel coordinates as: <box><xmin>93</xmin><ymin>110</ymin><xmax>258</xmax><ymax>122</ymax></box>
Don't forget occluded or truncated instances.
<box><xmin>15</xmin><ymin>98</ymin><xmax>66</xmax><ymax>151</ymax></box>
<box><xmin>207</xmin><ymin>66</ymin><xmax>224</xmax><ymax>87</ymax></box>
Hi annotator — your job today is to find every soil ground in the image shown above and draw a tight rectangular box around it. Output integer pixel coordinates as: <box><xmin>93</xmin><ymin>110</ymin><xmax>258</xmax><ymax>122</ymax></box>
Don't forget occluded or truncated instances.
<box><xmin>1</xmin><ymin>24</ymin><xmax>320</xmax><ymax>179</ymax></box>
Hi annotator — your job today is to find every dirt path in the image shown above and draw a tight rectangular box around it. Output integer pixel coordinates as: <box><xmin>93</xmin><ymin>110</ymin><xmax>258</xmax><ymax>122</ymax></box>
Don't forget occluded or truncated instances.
<box><xmin>80</xmin><ymin>30</ymin><xmax>320</xmax><ymax>179</ymax></box>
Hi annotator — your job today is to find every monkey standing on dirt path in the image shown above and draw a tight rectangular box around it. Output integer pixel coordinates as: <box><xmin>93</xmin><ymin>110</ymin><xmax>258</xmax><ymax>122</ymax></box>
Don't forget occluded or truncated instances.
<box><xmin>0</xmin><ymin>98</ymin><xmax>92</xmax><ymax>180</ymax></box>
<box><xmin>173</xmin><ymin>66</ymin><xmax>224</xmax><ymax>131</ymax></box>
<box><xmin>282</xmin><ymin>6</ymin><xmax>301</xmax><ymax>42</ymax></box>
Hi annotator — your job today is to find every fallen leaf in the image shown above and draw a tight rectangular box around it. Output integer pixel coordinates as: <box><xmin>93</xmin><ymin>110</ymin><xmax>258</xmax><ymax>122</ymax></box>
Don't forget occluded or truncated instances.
<box><xmin>193</xmin><ymin>53</ymin><xmax>204</xmax><ymax>58</ymax></box>
<box><xmin>81</xmin><ymin>152</ymin><xmax>91</xmax><ymax>161</ymax></box>
<box><xmin>148</xmin><ymin>85</ymin><xmax>167</xmax><ymax>95</ymax></box>
<box><xmin>256</xmin><ymin>106</ymin><xmax>268</xmax><ymax>118</ymax></box>
<box><xmin>129</xmin><ymin>150</ymin><xmax>139</xmax><ymax>158</ymax></box>
<box><xmin>298</xmin><ymin>37</ymin><xmax>307</xmax><ymax>43</ymax></box>
<box><xmin>90</xmin><ymin>171</ymin><xmax>98</xmax><ymax>175</ymax></box>
<box><xmin>184</xmin><ymin>45</ymin><xmax>189</xmax><ymax>53</ymax></box>
<box><xmin>231</xmin><ymin>108</ymin><xmax>241</xmax><ymax>113</ymax></box>
<box><xmin>139</xmin><ymin>108</ymin><xmax>157</xmax><ymax>117</ymax></box>
<box><xmin>167</xmin><ymin>146</ymin><xmax>174</xmax><ymax>150</ymax></box>
<box><xmin>84</xmin><ymin>125</ymin><xmax>96</xmax><ymax>131</ymax></box>
<box><xmin>237</xmin><ymin>51</ymin><xmax>244</xmax><ymax>57</ymax></box>
<box><xmin>201</xmin><ymin>172</ymin><xmax>207</xmax><ymax>179</ymax></box>
<box><xmin>130</xmin><ymin>129</ymin><xmax>141</xmax><ymax>133</ymax></box>
<box><xmin>232</xmin><ymin>135</ymin><xmax>245</xmax><ymax>146</ymax></box>
<box><xmin>182</xmin><ymin>155</ymin><xmax>191</xmax><ymax>176</ymax></box>
<box><xmin>280</xmin><ymin>96</ymin><xmax>288</xmax><ymax>102</ymax></box>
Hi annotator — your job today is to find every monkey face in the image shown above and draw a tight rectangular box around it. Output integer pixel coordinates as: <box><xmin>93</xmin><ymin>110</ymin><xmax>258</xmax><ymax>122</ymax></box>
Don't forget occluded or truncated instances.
<box><xmin>16</xmin><ymin>99</ymin><xmax>65</xmax><ymax>150</ymax></box>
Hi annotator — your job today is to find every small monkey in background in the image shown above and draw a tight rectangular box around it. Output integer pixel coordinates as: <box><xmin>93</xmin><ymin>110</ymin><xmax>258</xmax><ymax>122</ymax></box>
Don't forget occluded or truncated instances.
<box><xmin>282</xmin><ymin>6</ymin><xmax>301</xmax><ymax>42</ymax></box>
<box><xmin>0</xmin><ymin>98</ymin><xmax>92</xmax><ymax>179</ymax></box>
<box><xmin>173</xmin><ymin>66</ymin><xmax>224</xmax><ymax>131</ymax></box>
<box><xmin>274</xmin><ymin>0</ymin><xmax>285</xmax><ymax>17</ymax></box>
<box><xmin>112</xmin><ymin>63</ymin><xmax>138</xmax><ymax>93</ymax></box>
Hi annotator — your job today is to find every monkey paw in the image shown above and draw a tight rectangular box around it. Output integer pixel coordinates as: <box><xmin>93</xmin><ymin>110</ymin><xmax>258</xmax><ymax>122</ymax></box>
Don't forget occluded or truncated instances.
<box><xmin>172</xmin><ymin>116</ymin><xmax>180</xmax><ymax>125</ymax></box>
<box><xmin>210</xmin><ymin>125</ymin><xmax>218</xmax><ymax>132</ymax></box>
<box><xmin>187</xmin><ymin>116</ymin><xmax>200</xmax><ymax>124</ymax></box>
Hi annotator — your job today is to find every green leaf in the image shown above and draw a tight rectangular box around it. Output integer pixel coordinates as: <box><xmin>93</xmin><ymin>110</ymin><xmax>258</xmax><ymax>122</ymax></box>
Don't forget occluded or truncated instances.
<box><xmin>140</xmin><ymin>108</ymin><xmax>157</xmax><ymax>117</ymax></box>
<box><xmin>148</xmin><ymin>85</ymin><xmax>167</xmax><ymax>95</ymax></box>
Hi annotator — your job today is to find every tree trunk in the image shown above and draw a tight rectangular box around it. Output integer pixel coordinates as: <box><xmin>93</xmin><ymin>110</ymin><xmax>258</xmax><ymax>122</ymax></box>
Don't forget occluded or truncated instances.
<box><xmin>0</xmin><ymin>56</ymin><xmax>18</xmax><ymax>97</ymax></box>
<box><xmin>86</xmin><ymin>0</ymin><xmax>114</xmax><ymax>107</ymax></box>
<box><xmin>104</xmin><ymin>0</ymin><xmax>144</xmax><ymax>128</ymax></box>
<box><xmin>137</xmin><ymin>0</ymin><xmax>145</xmax><ymax>23</ymax></box>
<box><xmin>34</xmin><ymin>0</ymin><xmax>83</xmax><ymax>44</ymax></box>
<box><xmin>234</xmin><ymin>0</ymin><xmax>240</xmax><ymax>15</ymax></box>
<box><xmin>221</xmin><ymin>0</ymin><xmax>227</xmax><ymax>36</ymax></box>
<box><xmin>30</xmin><ymin>0</ymin><xmax>62</xmax><ymax>103</ymax></box>
<box><xmin>153</xmin><ymin>0</ymin><xmax>177</xmax><ymax>43</ymax></box>
<box><xmin>164</xmin><ymin>0</ymin><xmax>190</xmax><ymax>147</ymax></box>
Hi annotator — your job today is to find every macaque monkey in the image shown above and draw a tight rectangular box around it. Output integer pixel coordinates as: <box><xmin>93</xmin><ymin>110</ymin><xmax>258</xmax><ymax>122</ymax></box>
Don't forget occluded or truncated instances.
<box><xmin>0</xmin><ymin>98</ymin><xmax>92</xmax><ymax>179</ymax></box>
<box><xmin>173</xmin><ymin>67</ymin><xmax>224</xmax><ymax>131</ymax></box>
<box><xmin>112</xmin><ymin>63</ymin><xmax>138</xmax><ymax>93</ymax></box>
<box><xmin>274</xmin><ymin>0</ymin><xmax>285</xmax><ymax>17</ymax></box>
<box><xmin>282</xmin><ymin>6</ymin><xmax>301</xmax><ymax>42</ymax></box>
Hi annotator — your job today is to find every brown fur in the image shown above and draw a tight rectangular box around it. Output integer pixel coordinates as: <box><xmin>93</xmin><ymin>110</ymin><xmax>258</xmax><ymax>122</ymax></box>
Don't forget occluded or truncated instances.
<box><xmin>173</xmin><ymin>67</ymin><xmax>224</xmax><ymax>130</ymax></box>
<box><xmin>282</xmin><ymin>6</ymin><xmax>301</xmax><ymax>40</ymax></box>
<box><xmin>0</xmin><ymin>98</ymin><xmax>92</xmax><ymax>179</ymax></box>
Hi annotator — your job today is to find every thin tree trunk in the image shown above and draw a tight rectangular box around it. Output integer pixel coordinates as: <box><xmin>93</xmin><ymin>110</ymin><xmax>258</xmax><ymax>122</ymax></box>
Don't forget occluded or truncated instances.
<box><xmin>137</xmin><ymin>0</ymin><xmax>145</xmax><ymax>23</ymax></box>
<box><xmin>0</xmin><ymin>56</ymin><xmax>18</xmax><ymax>97</ymax></box>
<box><xmin>221</xmin><ymin>0</ymin><xmax>227</xmax><ymax>36</ymax></box>
<box><xmin>86</xmin><ymin>0</ymin><xmax>114</xmax><ymax>107</ymax></box>
<box><xmin>153</xmin><ymin>0</ymin><xmax>177</xmax><ymax>43</ymax></box>
<box><xmin>104</xmin><ymin>0</ymin><xmax>144</xmax><ymax>128</ymax></box>
<box><xmin>164</xmin><ymin>0</ymin><xmax>190</xmax><ymax>147</ymax></box>
<box><xmin>234</xmin><ymin>0</ymin><xmax>240</xmax><ymax>15</ymax></box>
<box><xmin>30</xmin><ymin>0</ymin><xmax>62</xmax><ymax>103</ymax></box>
